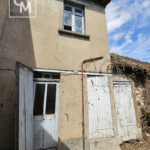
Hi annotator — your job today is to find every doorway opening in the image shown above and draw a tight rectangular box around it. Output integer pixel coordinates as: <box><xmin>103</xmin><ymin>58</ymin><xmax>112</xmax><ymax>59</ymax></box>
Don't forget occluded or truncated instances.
<box><xmin>33</xmin><ymin>72</ymin><xmax>60</xmax><ymax>150</ymax></box>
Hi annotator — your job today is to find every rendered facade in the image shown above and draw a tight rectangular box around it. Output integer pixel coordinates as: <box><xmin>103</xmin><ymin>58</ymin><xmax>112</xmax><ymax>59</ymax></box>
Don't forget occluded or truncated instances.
<box><xmin>0</xmin><ymin>0</ymin><xmax>142</xmax><ymax>150</ymax></box>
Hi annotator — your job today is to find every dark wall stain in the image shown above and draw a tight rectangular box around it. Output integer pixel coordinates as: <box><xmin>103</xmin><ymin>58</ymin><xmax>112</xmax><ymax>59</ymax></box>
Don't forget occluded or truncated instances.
<box><xmin>6</xmin><ymin>93</ymin><xmax>13</xmax><ymax>101</ymax></box>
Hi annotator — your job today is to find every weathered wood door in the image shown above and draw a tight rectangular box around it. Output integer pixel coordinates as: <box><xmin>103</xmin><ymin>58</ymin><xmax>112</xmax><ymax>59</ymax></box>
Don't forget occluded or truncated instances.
<box><xmin>113</xmin><ymin>82</ymin><xmax>139</xmax><ymax>143</ymax></box>
<box><xmin>18</xmin><ymin>64</ymin><xmax>34</xmax><ymax>150</ymax></box>
<box><xmin>87</xmin><ymin>76</ymin><xmax>114</xmax><ymax>139</ymax></box>
<box><xmin>33</xmin><ymin>82</ymin><xmax>60</xmax><ymax>150</ymax></box>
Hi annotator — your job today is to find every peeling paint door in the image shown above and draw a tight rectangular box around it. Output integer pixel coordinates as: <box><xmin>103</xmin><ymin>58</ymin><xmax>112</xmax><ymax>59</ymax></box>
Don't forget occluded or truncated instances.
<box><xmin>33</xmin><ymin>82</ymin><xmax>60</xmax><ymax>150</ymax></box>
<box><xmin>87</xmin><ymin>76</ymin><xmax>114</xmax><ymax>139</ymax></box>
<box><xmin>113</xmin><ymin>82</ymin><xmax>139</xmax><ymax>143</ymax></box>
<box><xmin>17</xmin><ymin>64</ymin><xmax>33</xmax><ymax>150</ymax></box>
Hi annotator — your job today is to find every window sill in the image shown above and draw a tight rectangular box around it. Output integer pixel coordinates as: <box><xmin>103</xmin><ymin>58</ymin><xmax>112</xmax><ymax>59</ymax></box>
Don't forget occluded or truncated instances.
<box><xmin>58</xmin><ymin>29</ymin><xmax>90</xmax><ymax>39</ymax></box>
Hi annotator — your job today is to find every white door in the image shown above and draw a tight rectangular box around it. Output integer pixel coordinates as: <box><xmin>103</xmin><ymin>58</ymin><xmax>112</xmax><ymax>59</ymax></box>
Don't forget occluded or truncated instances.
<box><xmin>17</xmin><ymin>64</ymin><xmax>34</xmax><ymax>150</ymax></box>
<box><xmin>113</xmin><ymin>82</ymin><xmax>139</xmax><ymax>143</ymax></box>
<box><xmin>87</xmin><ymin>76</ymin><xmax>113</xmax><ymax>139</ymax></box>
<box><xmin>33</xmin><ymin>82</ymin><xmax>60</xmax><ymax>150</ymax></box>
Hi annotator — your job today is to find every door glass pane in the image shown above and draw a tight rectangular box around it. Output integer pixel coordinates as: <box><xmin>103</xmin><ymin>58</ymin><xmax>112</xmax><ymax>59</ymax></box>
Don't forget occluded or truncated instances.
<box><xmin>75</xmin><ymin>15</ymin><xmax>82</xmax><ymax>28</ymax></box>
<box><xmin>46</xmin><ymin>84</ymin><xmax>56</xmax><ymax>114</ymax></box>
<box><xmin>64</xmin><ymin>12</ymin><xmax>72</xmax><ymax>26</ymax></box>
<box><xmin>34</xmin><ymin>84</ymin><xmax>45</xmax><ymax>116</ymax></box>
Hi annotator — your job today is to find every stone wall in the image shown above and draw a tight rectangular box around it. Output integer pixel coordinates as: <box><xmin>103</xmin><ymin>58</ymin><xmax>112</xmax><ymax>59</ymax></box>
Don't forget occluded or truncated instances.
<box><xmin>134</xmin><ymin>80</ymin><xmax>150</xmax><ymax>140</ymax></box>
<box><xmin>134</xmin><ymin>84</ymin><xmax>145</xmax><ymax>120</ymax></box>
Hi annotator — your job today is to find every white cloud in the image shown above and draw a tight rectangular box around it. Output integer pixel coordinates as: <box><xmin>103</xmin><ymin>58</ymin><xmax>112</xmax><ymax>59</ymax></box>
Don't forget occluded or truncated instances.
<box><xmin>110</xmin><ymin>33</ymin><xmax>150</xmax><ymax>61</ymax></box>
<box><xmin>142</xmin><ymin>0</ymin><xmax>150</xmax><ymax>8</ymax></box>
<box><xmin>110</xmin><ymin>40</ymin><xmax>130</xmax><ymax>55</ymax></box>
<box><xmin>110</xmin><ymin>31</ymin><xmax>134</xmax><ymax>54</ymax></box>
<box><xmin>138</xmin><ymin>22</ymin><xmax>149</xmax><ymax>29</ymax></box>
<box><xmin>106</xmin><ymin>2</ymin><xmax>131</xmax><ymax>33</ymax></box>
<box><xmin>139</xmin><ymin>56</ymin><xmax>150</xmax><ymax>59</ymax></box>
<box><xmin>125</xmin><ymin>31</ymin><xmax>134</xmax><ymax>43</ymax></box>
<box><xmin>107</xmin><ymin>13</ymin><xmax>131</xmax><ymax>33</ymax></box>
<box><xmin>106</xmin><ymin>0</ymin><xmax>150</xmax><ymax>33</ymax></box>
<box><xmin>106</xmin><ymin>0</ymin><xmax>150</xmax><ymax>62</ymax></box>
<box><xmin>112</xmin><ymin>32</ymin><xmax>125</xmax><ymax>41</ymax></box>
<box><xmin>124</xmin><ymin>49</ymin><xmax>130</xmax><ymax>52</ymax></box>
<box><xmin>137</xmin><ymin>33</ymin><xmax>145</xmax><ymax>43</ymax></box>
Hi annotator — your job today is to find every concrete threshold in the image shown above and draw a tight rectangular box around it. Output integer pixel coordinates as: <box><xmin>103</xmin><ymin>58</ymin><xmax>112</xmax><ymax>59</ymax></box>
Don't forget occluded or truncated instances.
<box><xmin>95</xmin><ymin>145</ymin><xmax>121</xmax><ymax>150</ymax></box>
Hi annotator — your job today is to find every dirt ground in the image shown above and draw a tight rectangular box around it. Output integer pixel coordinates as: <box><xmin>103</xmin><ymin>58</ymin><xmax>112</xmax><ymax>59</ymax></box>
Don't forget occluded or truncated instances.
<box><xmin>120</xmin><ymin>140</ymin><xmax>150</xmax><ymax>150</ymax></box>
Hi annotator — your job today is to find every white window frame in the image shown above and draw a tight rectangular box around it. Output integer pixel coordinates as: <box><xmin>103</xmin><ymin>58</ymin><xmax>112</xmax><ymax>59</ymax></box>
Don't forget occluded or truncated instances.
<box><xmin>63</xmin><ymin>4</ymin><xmax>85</xmax><ymax>34</ymax></box>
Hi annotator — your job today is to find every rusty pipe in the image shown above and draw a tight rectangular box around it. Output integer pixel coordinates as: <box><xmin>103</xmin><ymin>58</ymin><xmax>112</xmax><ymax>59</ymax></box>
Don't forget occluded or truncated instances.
<box><xmin>82</xmin><ymin>56</ymin><xmax>103</xmax><ymax>150</ymax></box>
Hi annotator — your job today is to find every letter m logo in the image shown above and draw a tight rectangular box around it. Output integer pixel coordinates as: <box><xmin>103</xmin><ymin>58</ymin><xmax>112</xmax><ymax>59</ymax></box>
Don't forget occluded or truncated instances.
<box><xmin>9</xmin><ymin>0</ymin><xmax>36</xmax><ymax>18</ymax></box>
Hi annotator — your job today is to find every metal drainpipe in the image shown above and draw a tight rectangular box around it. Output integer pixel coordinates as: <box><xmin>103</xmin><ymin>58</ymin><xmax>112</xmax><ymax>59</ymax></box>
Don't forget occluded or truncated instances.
<box><xmin>82</xmin><ymin>56</ymin><xmax>103</xmax><ymax>150</ymax></box>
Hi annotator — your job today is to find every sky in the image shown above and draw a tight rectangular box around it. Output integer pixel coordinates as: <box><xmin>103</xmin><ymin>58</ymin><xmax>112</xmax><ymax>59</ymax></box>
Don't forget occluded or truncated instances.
<box><xmin>105</xmin><ymin>0</ymin><xmax>150</xmax><ymax>62</ymax></box>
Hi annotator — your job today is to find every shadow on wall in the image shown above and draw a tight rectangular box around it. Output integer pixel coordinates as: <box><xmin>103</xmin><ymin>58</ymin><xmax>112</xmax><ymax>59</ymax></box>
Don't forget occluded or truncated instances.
<box><xmin>84</xmin><ymin>0</ymin><xmax>106</xmax><ymax>14</ymax></box>
<box><xmin>0</xmin><ymin>0</ymin><xmax>36</xmax><ymax>67</ymax></box>
<box><xmin>0</xmin><ymin>0</ymin><xmax>36</xmax><ymax>149</ymax></box>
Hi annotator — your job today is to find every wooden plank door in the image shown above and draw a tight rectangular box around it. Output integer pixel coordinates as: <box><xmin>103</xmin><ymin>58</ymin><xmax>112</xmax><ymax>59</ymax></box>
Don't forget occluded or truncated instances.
<box><xmin>87</xmin><ymin>76</ymin><xmax>113</xmax><ymax>139</ymax></box>
<box><xmin>18</xmin><ymin>64</ymin><xmax>33</xmax><ymax>150</ymax></box>
<box><xmin>113</xmin><ymin>83</ymin><xmax>139</xmax><ymax>143</ymax></box>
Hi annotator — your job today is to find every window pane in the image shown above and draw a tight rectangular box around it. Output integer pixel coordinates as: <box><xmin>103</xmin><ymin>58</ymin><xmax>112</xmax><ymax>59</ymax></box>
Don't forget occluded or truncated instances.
<box><xmin>46</xmin><ymin>84</ymin><xmax>56</xmax><ymax>114</ymax></box>
<box><xmin>75</xmin><ymin>15</ymin><xmax>82</xmax><ymax>28</ymax></box>
<box><xmin>34</xmin><ymin>84</ymin><xmax>45</xmax><ymax>116</ymax></box>
<box><xmin>75</xmin><ymin>28</ymin><xmax>82</xmax><ymax>33</ymax></box>
<box><xmin>65</xmin><ymin>6</ymin><xmax>72</xmax><ymax>12</ymax></box>
<box><xmin>44</xmin><ymin>74</ymin><xmax>51</xmax><ymax>78</ymax></box>
<box><xmin>52</xmin><ymin>75</ymin><xmax>60</xmax><ymax>79</ymax></box>
<box><xmin>64</xmin><ymin>25</ymin><xmax>72</xmax><ymax>31</ymax></box>
<box><xmin>64</xmin><ymin>12</ymin><xmax>72</xmax><ymax>26</ymax></box>
<box><xmin>75</xmin><ymin>9</ymin><xmax>82</xmax><ymax>14</ymax></box>
<box><xmin>34</xmin><ymin>72</ymin><xmax>43</xmax><ymax>78</ymax></box>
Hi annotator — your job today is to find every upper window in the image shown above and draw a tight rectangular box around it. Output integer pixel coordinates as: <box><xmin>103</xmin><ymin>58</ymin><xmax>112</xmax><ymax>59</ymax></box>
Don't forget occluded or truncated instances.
<box><xmin>63</xmin><ymin>4</ymin><xmax>84</xmax><ymax>34</ymax></box>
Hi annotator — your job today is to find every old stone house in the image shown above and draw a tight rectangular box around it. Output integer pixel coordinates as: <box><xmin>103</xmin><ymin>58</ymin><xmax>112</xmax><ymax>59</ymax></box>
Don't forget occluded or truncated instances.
<box><xmin>110</xmin><ymin>53</ymin><xmax>150</xmax><ymax>142</ymax></box>
<box><xmin>0</xmin><ymin>0</ymin><xmax>144</xmax><ymax>150</ymax></box>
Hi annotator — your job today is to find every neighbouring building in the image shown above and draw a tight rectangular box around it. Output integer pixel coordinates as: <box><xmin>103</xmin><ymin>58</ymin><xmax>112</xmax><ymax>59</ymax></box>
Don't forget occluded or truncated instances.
<box><xmin>110</xmin><ymin>53</ymin><xmax>150</xmax><ymax>141</ymax></box>
<box><xmin>0</xmin><ymin>0</ymin><xmax>143</xmax><ymax>150</ymax></box>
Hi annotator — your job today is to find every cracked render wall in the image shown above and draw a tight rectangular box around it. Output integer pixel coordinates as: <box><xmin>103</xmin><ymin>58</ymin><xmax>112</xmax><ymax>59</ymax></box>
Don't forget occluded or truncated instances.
<box><xmin>0</xmin><ymin>0</ymin><xmax>110</xmax><ymax>149</ymax></box>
